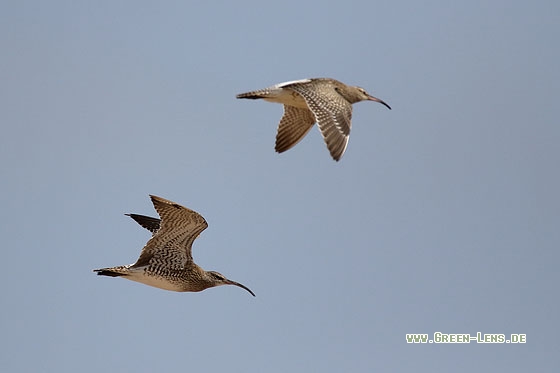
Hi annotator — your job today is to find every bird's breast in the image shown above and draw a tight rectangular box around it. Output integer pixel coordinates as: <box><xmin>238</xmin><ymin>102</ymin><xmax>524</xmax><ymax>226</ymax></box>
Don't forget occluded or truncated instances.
<box><xmin>124</xmin><ymin>266</ymin><xmax>188</xmax><ymax>292</ymax></box>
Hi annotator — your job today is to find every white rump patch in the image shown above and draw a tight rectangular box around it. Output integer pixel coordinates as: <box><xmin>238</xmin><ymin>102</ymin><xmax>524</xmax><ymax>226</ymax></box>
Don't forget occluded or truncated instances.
<box><xmin>276</xmin><ymin>79</ymin><xmax>312</xmax><ymax>88</ymax></box>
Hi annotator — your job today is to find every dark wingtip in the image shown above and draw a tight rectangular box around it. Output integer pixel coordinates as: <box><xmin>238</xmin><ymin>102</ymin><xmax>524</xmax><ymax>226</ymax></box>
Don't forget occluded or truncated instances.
<box><xmin>126</xmin><ymin>213</ymin><xmax>161</xmax><ymax>233</ymax></box>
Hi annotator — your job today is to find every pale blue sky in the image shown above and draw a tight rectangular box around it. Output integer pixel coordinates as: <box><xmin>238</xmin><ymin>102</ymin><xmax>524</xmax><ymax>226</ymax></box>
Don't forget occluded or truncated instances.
<box><xmin>1</xmin><ymin>1</ymin><xmax>558</xmax><ymax>372</ymax></box>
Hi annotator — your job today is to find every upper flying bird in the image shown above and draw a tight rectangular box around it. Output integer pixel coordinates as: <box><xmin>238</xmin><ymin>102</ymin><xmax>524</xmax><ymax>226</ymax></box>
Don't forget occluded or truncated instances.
<box><xmin>93</xmin><ymin>195</ymin><xmax>255</xmax><ymax>296</ymax></box>
<box><xmin>236</xmin><ymin>78</ymin><xmax>391</xmax><ymax>161</ymax></box>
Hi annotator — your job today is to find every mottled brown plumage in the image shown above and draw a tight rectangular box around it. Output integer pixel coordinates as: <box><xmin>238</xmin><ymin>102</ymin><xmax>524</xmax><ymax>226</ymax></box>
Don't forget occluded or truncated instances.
<box><xmin>93</xmin><ymin>195</ymin><xmax>255</xmax><ymax>296</ymax></box>
<box><xmin>237</xmin><ymin>78</ymin><xmax>391</xmax><ymax>161</ymax></box>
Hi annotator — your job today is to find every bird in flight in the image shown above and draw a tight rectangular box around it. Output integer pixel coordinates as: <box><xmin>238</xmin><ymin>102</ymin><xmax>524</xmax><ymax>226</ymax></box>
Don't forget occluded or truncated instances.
<box><xmin>237</xmin><ymin>78</ymin><xmax>391</xmax><ymax>161</ymax></box>
<box><xmin>93</xmin><ymin>195</ymin><xmax>255</xmax><ymax>296</ymax></box>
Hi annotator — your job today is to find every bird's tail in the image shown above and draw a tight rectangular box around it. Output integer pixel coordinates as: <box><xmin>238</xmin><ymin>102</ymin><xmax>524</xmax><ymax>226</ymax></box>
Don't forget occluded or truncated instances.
<box><xmin>236</xmin><ymin>90</ymin><xmax>269</xmax><ymax>99</ymax></box>
<box><xmin>93</xmin><ymin>267</ymin><xmax>129</xmax><ymax>277</ymax></box>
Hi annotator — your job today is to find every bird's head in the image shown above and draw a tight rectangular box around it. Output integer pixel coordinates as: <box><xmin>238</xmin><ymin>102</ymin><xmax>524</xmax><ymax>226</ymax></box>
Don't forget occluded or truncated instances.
<box><xmin>353</xmin><ymin>87</ymin><xmax>391</xmax><ymax>110</ymax></box>
<box><xmin>206</xmin><ymin>271</ymin><xmax>255</xmax><ymax>297</ymax></box>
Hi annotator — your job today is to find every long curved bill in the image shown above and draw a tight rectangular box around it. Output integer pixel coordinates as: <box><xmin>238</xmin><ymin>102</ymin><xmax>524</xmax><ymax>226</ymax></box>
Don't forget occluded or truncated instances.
<box><xmin>227</xmin><ymin>279</ymin><xmax>256</xmax><ymax>297</ymax></box>
<box><xmin>367</xmin><ymin>95</ymin><xmax>391</xmax><ymax>110</ymax></box>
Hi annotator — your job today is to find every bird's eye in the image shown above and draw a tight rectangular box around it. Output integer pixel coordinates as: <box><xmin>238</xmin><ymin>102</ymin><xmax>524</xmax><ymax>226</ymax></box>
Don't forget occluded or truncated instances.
<box><xmin>212</xmin><ymin>273</ymin><xmax>224</xmax><ymax>280</ymax></box>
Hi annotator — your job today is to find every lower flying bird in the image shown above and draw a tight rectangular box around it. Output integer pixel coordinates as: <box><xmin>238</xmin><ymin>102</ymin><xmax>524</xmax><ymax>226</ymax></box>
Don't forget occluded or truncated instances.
<box><xmin>236</xmin><ymin>78</ymin><xmax>391</xmax><ymax>161</ymax></box>
<box><xmin>93</xmin><ymin>195</ymin><xmax>255</xmax><ymax>296</ymax></box>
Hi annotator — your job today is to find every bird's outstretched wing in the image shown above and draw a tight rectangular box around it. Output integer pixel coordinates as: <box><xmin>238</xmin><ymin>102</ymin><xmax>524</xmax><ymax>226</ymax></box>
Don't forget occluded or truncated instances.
<box><xmin>287</xmin><ymin>81</ymin><xmax>352</xmax><ymax>161</ymax></box>
<box><xmin>275</xmin><ymin>105</ymin><xmax>316</xmax><ymax>153</ymax></box>
<box><xmin>131</xmin><ymin>195</ymin><xmax>208</xmax><ymax>269</ymax></box>
<box><xmin>126</xmin><ymin>213</ymin><xmax>161</xmax><ymax>235</ymax></box>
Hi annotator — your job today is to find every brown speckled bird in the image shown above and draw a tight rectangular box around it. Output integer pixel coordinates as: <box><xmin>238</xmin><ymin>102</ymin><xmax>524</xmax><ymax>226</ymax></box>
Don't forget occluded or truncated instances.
<box><xmin>237</xmin><ymin>78</ymin><xmax>391</xmax><ymax>161</ymax></box>
<box><xmin>93</xmin><ymin>195</ymin><xmax>255</xmax><ymax>296</ymax></box>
